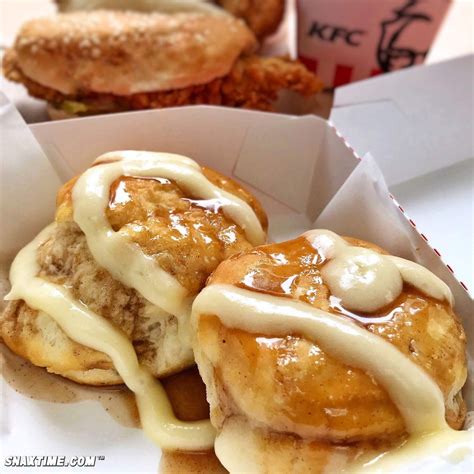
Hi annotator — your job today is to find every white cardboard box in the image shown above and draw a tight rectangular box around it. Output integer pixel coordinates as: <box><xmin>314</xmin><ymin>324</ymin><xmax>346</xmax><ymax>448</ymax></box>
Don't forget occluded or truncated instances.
<box><xmin>1</xmin><ymin>90</ymin><xmax>472</xmax><ymax>472</ymax></box>
<box><xmin>330</xmin><ymin>54</ymin><xmax>474</xmax><ymax>291</ymax></box>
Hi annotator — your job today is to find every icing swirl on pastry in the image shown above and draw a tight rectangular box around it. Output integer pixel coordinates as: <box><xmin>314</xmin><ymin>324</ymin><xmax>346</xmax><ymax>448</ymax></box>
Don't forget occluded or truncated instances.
<box><xmin>72</xmin><ymin>151</ymin><xmax>266</xmax><ymax>316</ymax></box>
<box><xmin>5</xmin><ymin>152</ymin><xmax>266</xmax><ymax>451</ymax></box>
<box><xmin>192</xmin><ymin>231</ymin><xmax>467</xmax><ymax>469</ymax></box>
<box><xmin>304</xmin><ymin>230</ymin><xmax>454</xmax><ymax>312</ymax></box>
<box><xmin>6</xmin><ymin>173</ymin><xmax>463</xmax><ymax>467</ymax></box>
<box><xmin>192</xmin><ymin>284</ymin><xmax>448</xmax><ymax>434</ymax></box>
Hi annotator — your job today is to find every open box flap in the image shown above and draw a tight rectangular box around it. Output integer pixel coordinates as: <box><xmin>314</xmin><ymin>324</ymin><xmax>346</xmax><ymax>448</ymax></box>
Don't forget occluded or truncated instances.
<box><xmin>330</xmin><ymin>54</ymin><xmax>474</xmax><ymax>186</ymax></box>
<box><xmin>0</xmin><ymin>93</ymin><xmax>61</xmax><ymax>262</ymax></box>
<box><xmin>28</xmin><ymin>106</ymin><xmax>361</xmax><ymax>237</ymax></box>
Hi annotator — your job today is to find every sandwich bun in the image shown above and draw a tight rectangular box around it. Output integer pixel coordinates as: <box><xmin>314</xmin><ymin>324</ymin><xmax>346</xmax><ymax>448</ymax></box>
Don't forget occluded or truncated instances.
<box><xmin>56</xmin><ymin>0</ymin><xmax>223</xmax><ymax>15</ymax></box>
<box><xmin>12</xmin><ymin>10</ymin><xmax>257</xmax><ymax>96</ymax></box>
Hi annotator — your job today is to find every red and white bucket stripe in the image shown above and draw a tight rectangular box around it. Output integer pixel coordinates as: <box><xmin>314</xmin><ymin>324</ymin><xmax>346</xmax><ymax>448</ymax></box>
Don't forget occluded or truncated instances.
<box><xmin>298</xmin><ymin>56</ymin><xmax>382</xmax><ymax>87</ymax></box>
<box><xmin>296</xmin><ymin>0</ymin><xmax>452</xmax><ymax>88</ymax></box>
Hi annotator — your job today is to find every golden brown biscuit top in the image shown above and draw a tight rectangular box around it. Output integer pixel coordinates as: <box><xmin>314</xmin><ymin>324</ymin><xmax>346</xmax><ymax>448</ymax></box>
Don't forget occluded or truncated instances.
<box><xmin>56</xmin><ymin>166</ymin><xmax>267</xmax><ymax>295</ymax></box>
<box><xmin>200</xmin><ymin>236</ymin><xmax>467</xmax><ymax>441</ymax></box>
<box><xmin>209</xmin><ymin>236</ymin><xmax>387</xmax><ymax>308</ymax></box>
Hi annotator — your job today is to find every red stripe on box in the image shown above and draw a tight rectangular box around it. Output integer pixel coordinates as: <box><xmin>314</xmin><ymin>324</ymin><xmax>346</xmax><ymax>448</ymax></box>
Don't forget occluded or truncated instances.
<box><xmin>371</xmin><ymin>68</ymin><xmax>382</xmax><ymax>77</ymax></box>
<box><xmin>409</xmin><ymin>219</ymin><xmax>416</xmax><ymax>227</ymax></box>
<box><xmin>446</xmin><ymin>264</ymin><xmax>454</xmax><ymax>273</ymax></box>
<box><xmin>460</xmin><ymin>281</ymin><xmax>468</xmax><ymax>291</ymax></box>
<box><xmin>433</xmin><ymin>248</ymin><xmax>441</xmax><ymax>257</ymax></box>
<box><xmin>298</xmin><ymin>55</ymin><xmax>318</xmax><ymax>73</ymax></box>
<box><xmin>420</xmin><ymin>233</ymin><xmax>428</xmax><ymax>242</ymax></box>
<box><xmin>333</xmin><ymin>65</ymin><xmax>353</xmax><ymax>87</ymax></box>
<box><xmin>328</xmin><ymin>123</ymin><xmax>362</xmax><ymax>161</ymax></box>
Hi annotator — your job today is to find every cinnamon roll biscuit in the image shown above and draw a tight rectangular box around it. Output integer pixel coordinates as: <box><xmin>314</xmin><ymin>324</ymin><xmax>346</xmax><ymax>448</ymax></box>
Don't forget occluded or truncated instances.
<box><xmin>192</xmin><ymin>230</ymin><xmax>467</xmax><ymax>472</ymax></box>
<box><xmin>1</xmin><ymin>151</ymin><xmax>267</xmax><ymax>386</ymax></box>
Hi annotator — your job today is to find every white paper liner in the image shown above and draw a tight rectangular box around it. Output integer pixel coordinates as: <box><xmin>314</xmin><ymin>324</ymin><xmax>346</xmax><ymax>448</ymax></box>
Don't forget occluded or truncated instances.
<box><xmin>0</xmin><ymin>94</ymin><xmax>61</xmax><ymax>262</ymax></box>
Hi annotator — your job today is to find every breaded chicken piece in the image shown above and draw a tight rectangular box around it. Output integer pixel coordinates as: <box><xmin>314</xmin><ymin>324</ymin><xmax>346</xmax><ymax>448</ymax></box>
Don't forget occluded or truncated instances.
<box><xmin>3</xmin><ymin>50</ymin><xmax>322</xmax><ymax>115</ymax></box>
<box><xmin>217</xmin><ymin>0</ymin><xmax>285</xmax><ymax>38</ymax></box>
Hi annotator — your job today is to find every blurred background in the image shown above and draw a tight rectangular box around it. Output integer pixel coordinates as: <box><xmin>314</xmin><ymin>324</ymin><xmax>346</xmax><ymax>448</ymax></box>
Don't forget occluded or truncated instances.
<box><xmin>1</xmin><ymin>0</ymin><xmax>473</xmax><ymax>63</ymax></box>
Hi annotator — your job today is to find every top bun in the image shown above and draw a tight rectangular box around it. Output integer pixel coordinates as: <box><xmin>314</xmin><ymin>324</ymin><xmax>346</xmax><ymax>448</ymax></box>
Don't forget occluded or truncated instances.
<box><xmin>12</xmin><ymin>10</ymin><xmax>257</xmax><ymax>96</ymax></box>
<box><xmin>55</xmin><ymin>0</ymin><xmax>285</xmax><ymax>39</ymax></box>
<box><xmin>56</xmin><ymin>0</ymin><xmax>224</xmax><ymax>15</ymax></box>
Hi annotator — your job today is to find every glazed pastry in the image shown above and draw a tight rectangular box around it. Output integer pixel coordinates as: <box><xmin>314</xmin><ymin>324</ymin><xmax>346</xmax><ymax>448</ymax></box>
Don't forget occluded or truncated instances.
<box><xmin>3</xmin><ymin>10</ymin><xmax>322</xmax><ymax>118</ymax></box>
<box><xmin>1</xmin><ymin>151</ymin><xmax>267</xmax><ymax>387</ymax></box>
<box><xmin>192</xmin><ymin>230</ymin><xmax>468</xmax><ymax>472</ymax></box>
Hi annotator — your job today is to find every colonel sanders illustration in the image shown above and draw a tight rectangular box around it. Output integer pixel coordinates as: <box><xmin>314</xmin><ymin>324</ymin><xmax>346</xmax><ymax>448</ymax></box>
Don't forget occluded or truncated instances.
<box><xmin>377</xmin><ymin>0</ymin><xmax>432</xmax><ymax>72</ymax></box>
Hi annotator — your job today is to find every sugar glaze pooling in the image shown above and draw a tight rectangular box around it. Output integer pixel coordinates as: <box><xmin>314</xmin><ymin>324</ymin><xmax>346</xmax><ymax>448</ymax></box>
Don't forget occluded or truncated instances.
<box><xmin>72</xmin><ymin>151</ymin><xmax>266</xmax><ymax>316</ymax></box>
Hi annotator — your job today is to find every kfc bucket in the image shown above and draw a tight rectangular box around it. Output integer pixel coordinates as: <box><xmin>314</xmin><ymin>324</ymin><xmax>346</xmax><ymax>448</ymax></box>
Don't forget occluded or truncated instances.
<box><xmin>297</xmin><ymin>0</ymin><xmax>452</xmax><ymax>87</ymax></box>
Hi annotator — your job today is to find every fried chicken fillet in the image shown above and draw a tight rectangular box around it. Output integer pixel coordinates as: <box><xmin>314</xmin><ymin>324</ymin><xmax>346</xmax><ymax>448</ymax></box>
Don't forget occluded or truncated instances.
<box><xmin>4</xmin><ymin>51</ymin><xmax>322</xmax><ymax>115</ymax></box>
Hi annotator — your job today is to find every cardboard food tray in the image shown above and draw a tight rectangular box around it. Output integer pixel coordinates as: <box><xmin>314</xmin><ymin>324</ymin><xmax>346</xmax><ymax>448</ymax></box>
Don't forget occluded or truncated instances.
<box><xmin>0</xmin><ymin>94</ymin><xmax>472</xmax><ymax>472</ymax></box>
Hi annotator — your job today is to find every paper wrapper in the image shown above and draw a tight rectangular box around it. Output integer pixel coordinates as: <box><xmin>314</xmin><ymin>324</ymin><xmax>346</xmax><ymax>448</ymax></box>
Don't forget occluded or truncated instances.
<box><xmin>296</xmin><ymin>0</ymin><xmax>452</xmax><ymax>87</ymax></box>
<box><xmin>1</xmin><ymin>93</ymin><xmax>472</xmax><ymax>472</ymax></box>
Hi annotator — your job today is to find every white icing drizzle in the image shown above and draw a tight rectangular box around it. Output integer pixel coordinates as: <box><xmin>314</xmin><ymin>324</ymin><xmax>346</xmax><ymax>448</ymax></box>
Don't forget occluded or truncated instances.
<box><xmin>93</xmin><ymin>150</ymin><xmax>202</xmax><ymax>169</ymax></box>
<box><xmin>386</xmin><ymin>256</ymin><xmax>454</xmax><ymax>307</ymax></box>
<box><xmin>193</xmin><ymin>284</ymin><xmax>471</xmax><ymax>470</ymax></box>
<box><xmin>192</xmin><ymin>284</ymin><xmax>448</xmax><ymax>434</ymax></box>
<box><xmin>322</xmin><ymin>246</ymin><xmax>403</xmax><ymax>313</ymax></box>
<box><xmin>353</xmin><ymin>429</ymin><xmax>473</xmax><ymax>473</ymax></box>
<box><xmin>72</xmin><ymin>151</ymin><xmax>265</xmax><ymax>316</ymax></box>
<box><xmin>5</xmin><ymin>224</ymin><xmax>215</xmax><ymax>451</ymax></box>
<box><xmin>213</xmin><ymin>419</ymin><xmax>473</xmax><ymax>474</ymax></box>
<box><xmin>3</xmin><ymin>152</ymin><xmax>264</xmax><ymax>452</ymax></box>
<box><xmin>304</xmin><ymin>230</ymin><xmax>454</xmax><ymax>312</ymax></box>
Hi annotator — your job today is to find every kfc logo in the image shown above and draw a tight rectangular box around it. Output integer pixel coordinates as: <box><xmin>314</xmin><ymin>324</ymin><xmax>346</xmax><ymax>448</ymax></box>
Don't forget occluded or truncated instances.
<box><xmin>307</xmin><ymin>22</ymin><xmax>366</xmax><ymax>47</ymax></box>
